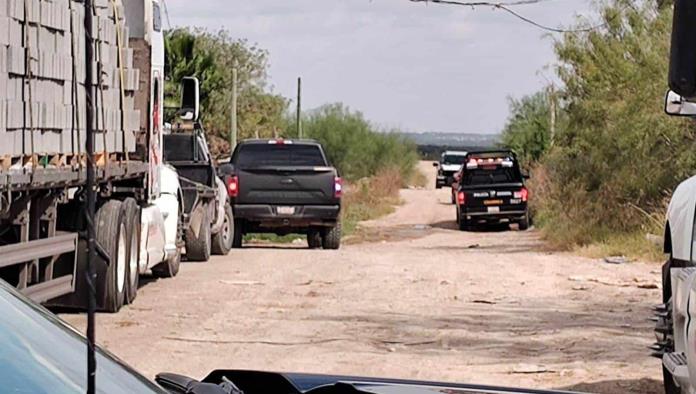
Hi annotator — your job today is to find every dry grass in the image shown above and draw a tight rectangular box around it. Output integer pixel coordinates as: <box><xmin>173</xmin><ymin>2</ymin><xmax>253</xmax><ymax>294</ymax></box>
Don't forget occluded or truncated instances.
<box><xmin>529</xmin><ymin>164</ymin><xmax>667</xmax><ymax>263</ymax></box>
<box><xmin>342</xmin><ymin>167</ymin><xmax>404</xmax><ymax>235</ymax></box>
<box><xmin>406</xmin><ymin>167</ymin><xmax>428</xmax><ymax>188</ymax></box>
<box><xmin>574</xmin><ymin>232</ymin><xmax>665</xmax><ymax>263</ymax></box>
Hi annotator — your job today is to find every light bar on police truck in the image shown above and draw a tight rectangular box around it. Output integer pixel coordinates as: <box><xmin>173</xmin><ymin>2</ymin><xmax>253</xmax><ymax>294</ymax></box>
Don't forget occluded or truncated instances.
<box><xmin>268</xmin><ymin>138</ymin><xmax>293</xmax><ymax>145</ymax></box>
<box><xmin>466</xmin><ymin>157</ymin><xmax>514</xmax><ymax>169</ymax></box>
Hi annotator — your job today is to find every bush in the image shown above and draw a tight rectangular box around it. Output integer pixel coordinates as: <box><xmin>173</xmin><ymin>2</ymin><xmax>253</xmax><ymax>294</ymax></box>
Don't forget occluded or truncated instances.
<box><xmin>503</xmin><ymin>2</ymin><xmax>696</xmax><ymax>255</ymax></box>
<box><xmin>285</xmin><ymin>104</ymin><xmax>419</xmax><ymax>182</ymax></box>
<box><xmin>342</xmin><ymin>167</ymin><xmax>404</xmax><ymax>235</ymax></box>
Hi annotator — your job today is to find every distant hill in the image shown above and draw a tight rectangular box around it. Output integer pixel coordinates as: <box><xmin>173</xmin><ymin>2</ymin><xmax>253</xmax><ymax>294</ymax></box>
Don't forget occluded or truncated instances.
<box><xmin>398</xmin><ymin>132</ymin><xmax>501</xmax><ymax>160</ymax></box>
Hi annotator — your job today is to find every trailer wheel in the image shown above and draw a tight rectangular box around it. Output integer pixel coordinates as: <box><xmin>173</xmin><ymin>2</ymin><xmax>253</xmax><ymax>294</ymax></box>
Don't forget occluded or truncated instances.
<box><xmin>186</xmin><ymin>209</ymin><xmax>211</xmax><ymax>262</ymax></box>
<box><xmin>307</xmin><ymin>230</ymin><xmax>322</xmax><ymax>249</ymax></box>
<box><xmin>232</xmin><ymin>219</ymin><xmax>244</xmax><ymax>248</ymax></box>
<box><xmin>96</xmin><ymin>200</ymin><xmax>127</xmax><ymax>313</ymax></box>
<box><xmin>321</xmin><ymin>222</ymin><xmax>341</xmax><ymax>250</ymax></box>
<box><xmin>212</xmin><ymin>204</ymin><xmax>234</xmax><ymax>255</ymax></box>
<box><xmin>122</xmin><ymin>198</ymin><xmax>141</xmax><ymax>304</ymax></box>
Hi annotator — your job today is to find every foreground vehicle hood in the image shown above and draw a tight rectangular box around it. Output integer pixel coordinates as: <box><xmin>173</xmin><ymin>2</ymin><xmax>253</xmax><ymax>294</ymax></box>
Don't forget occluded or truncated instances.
<box><xmin>200</xmin><ymin>370</ymin><xmax>580</xmax><ymax>394</ymax></box>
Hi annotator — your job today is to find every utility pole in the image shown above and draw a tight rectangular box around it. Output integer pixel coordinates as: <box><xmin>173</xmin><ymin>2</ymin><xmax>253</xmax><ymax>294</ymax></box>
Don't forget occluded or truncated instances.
<box><xmin>296</xmin><ymin>77</ymin><xmax>302</xmax><ymax>139</ymax></box>
<box><xmin>230</xmin><ymin>66</ymin><xmax>238</xmax><ymax>152</ymax></box>
<box><xmin>83</xmin><ymin>0</ymin><xmax>97</xmax><ymax>393</ymax></box>
<box><xmin>548</xmin><ymin>84</ymin><xmax>556</xmax><ymax>147</ymax></box>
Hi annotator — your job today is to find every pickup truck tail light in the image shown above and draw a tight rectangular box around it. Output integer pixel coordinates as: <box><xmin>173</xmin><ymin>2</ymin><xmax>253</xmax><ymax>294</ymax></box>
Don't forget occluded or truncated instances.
<box><xmin>457</xmin><ymin>191</ymin><xmax>466</xmax><ymax>205</ymax></box>
<box><xmin>520</xmin><ymin>187</ymin><xmax>528</xmax><ymax>202</ymax></box>
<box><xmin>514</xmin><ymin>187</ymin><xmax>529</xmax><ymax>202</ymax></box>
<box><xmin>334</xmin><ymin>177</ymin><xmax>343</xmax><ymax>198</ymax></box>
<box><xmin>227</xmin><ymin>176</ymin><xmax>239</xmax><ymax>198</ymax></box>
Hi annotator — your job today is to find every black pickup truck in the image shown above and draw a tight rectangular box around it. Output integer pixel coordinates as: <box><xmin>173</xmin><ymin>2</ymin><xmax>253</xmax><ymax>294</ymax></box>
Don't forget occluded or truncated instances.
<box><xmin>454</xmin><ymin>150</ymin><xmax>530</xmax><ymax>231</ymax></box>
<box><xmin>220</xmin><ymin>139</ymin><xmax>342</xmax><ymax>249</ymax></box>
<box><xmin>163</xmin><ymin>131</ymin><xmax>234</xmax><ymax>261</ymax></box>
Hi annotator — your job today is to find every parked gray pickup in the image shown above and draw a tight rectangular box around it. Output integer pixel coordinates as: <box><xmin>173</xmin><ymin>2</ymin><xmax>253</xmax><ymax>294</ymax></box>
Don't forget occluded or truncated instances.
<box><xmin>219</xmin><ymin>139</ymin><xmax>342</xmax><ymax>249</ymax></box>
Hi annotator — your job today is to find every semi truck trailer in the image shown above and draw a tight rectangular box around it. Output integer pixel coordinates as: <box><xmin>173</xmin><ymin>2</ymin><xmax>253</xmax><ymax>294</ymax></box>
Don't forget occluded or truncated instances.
<box><xmin>0</xmin><ymin>0</ymin><xmax>187</xmax><ymax>312</ymax></box>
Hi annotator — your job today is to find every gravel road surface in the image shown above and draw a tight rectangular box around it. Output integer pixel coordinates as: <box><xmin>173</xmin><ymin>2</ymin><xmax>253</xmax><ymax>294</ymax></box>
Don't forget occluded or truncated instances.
<box><xmin>61</xmin><ymin>162</ymin><xmax>663</xmax><ymax>393</ymax></box>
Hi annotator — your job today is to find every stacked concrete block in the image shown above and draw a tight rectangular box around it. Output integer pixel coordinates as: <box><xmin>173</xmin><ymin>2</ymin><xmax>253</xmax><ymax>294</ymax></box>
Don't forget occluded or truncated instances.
<box><xmin>1</xmin><ymin>0</ymin><xmax>142</xmax><ymax>160</ymax></box>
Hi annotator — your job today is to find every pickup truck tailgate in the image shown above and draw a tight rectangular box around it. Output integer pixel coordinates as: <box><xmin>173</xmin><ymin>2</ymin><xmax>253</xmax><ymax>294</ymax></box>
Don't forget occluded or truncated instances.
<box><xmin>463</xmin><ymin>183</ymin><xmax>525</xmax><ymax>207</ymax></box>
<box><xmin>237</xmin><ymin>166</ymin><xmax>337</xmax><ymax>206</ymax></box>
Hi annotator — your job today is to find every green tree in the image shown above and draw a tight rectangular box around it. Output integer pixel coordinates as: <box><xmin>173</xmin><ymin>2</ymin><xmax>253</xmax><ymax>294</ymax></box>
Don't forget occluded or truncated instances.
<box><xmin>534</xmin><ymin>0</ymin><xmax>696</xmax><ymax>245</ymax></box>
<box><xmin>286</xmin><ymin>104</ymin><xmax>418</xmax><ymax>181</ymax></box>
<box><xmin>500</xmin><ymin>90</ymin><xmax>558</xmax><ymax>164</ymax></box>
<box><xmin>164</xmin><ymin>28</ymin><xmax>288</xmax><ymax>155</ymax></box>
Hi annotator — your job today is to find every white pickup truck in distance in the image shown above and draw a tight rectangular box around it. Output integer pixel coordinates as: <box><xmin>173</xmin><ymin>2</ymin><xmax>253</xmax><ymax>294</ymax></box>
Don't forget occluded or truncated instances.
<box><xmin>433</xmin><ymin>151</ymin><xmax>468</xmax><ymax>189</ymax></box>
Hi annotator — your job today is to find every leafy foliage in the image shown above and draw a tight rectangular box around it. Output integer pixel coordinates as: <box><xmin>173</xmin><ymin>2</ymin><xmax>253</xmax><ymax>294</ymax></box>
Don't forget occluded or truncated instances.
<box><xmin>500</xmin><ymin>90</ymin><xmax>563</xmax><ymax>165</ymax></box>
<box><xmin>164</xmin><ymin>28</ymin><xmax>287</xmax><ymax>155</ymax></box>
<box><xmin>528</xmin><ymin>1</ymin><xmax>696</xmax><ymax>248</ymax></box>
<box><xmin>286</xmin><ymin>104</ymin><xmax>419</xmax><ymax>181</ymax></box>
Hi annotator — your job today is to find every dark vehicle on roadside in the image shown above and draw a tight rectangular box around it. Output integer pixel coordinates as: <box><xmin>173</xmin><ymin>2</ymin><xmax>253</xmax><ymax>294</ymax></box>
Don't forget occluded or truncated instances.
<box><xmin>454</xmin><ymin>150</ymin><xmax>530</xmax><ymax>231</ymax></box>
<box><xmin>219</xmin><ymin>139</ymin><xmax>342</xmax><ymax>250</ymax></box>
<box><xmin>1</xmin><ymin>276</ymin><xmax>579</xmax><ymax>394</ymax></box>
<box><xmin>433</xmin><ymin>150</ymin><xmax>468</xmax><ymax>189</ymax></box>
<box><xmin>163</xmin><ymin>128</ymin><xmax>234</xmax><ymax>261</ymax></box>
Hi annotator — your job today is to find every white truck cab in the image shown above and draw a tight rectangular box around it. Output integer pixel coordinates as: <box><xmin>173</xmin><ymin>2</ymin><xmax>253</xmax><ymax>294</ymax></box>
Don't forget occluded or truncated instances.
<box><xmin>124</xmin><ymin>0</ymin><xmax>182</xmax><ymax>277</ymax></box>
<box><xmin>653</xmin><ymin>1</ymin><xmax>696</xmax><ymax>392</ymax></box>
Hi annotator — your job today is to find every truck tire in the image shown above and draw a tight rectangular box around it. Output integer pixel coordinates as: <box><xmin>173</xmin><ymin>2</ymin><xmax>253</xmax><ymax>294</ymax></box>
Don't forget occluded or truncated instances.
<box><xmin>185</xmin><ymin>209</ymin><xmax>211</xmax><ymax>262</ymax></box>
<box><xmin>152</xmin><ymin>249</ymin><xmax>181</xmax><ymax>278</ymax></box>
<box><xmin>232</xmin><ymin>219</ymin><xmax>244</xmax><ymax>248</ymax></box>
<box><xmin>121</xmin><ymin>198</ymin><xmax>140</xmax><ymax>305</ymax></box>
<box><xmin>96</xmin><ymin>200</ymin><xmax>127</xmax><ymax>313</ymax></box>
<box><xmin>307</xmin><ymin>230</ymin><xmax>322</xmax><ymax>249</ymax></box>
<box><xmin>519</xmin><ymin>212</ymin><xmax>530</xmax><ymax>231</ymax></box>
<box><xmin>153</xmin><ymin>198</ymin><xmax>183</xmax><ymax>278</ymax></box>
<box><xmin>211</xmin><ymin>204</ymin><xmax>234</xmax><ymax>255</ymax></box>
<box><xmin>321</xmin><ymin>222</ymin><xmax>342</xmax><ymax>250</ymax></box>
<box><xmin>458</xmin><ymin>216</ymin><xmax>469</xmax><ymax>231</ymax></box>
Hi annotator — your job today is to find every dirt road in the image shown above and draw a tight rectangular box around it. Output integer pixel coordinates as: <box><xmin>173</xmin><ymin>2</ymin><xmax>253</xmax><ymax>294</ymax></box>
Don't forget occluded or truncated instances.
<box><xmin>62</xmin><ymin>162</ymin><xmax>663</xmax><ymax>393</ymax></box>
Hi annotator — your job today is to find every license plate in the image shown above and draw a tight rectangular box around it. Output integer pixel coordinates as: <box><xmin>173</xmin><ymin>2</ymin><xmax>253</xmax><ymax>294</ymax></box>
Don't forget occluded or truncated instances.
<box><xmin>487</xmin><ymin>206</ymin><xmax>500</xmax><ymax>213</ymax></box>
<box><xmin>277</xmin><ymin>206</ymin><xmax>295</xmax><ymax>215</ymax></box>
<box><xmin>484</xmin><ymin>199</ymin><xmax>503</xmax><ymax>206</ymax></box>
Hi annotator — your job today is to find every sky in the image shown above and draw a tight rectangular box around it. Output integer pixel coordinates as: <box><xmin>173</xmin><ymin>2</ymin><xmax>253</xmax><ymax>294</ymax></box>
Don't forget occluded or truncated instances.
<box><xmin>165</xmin><ymin>0</ymin><xmax>597</xmax><ymax>134</ymax></box>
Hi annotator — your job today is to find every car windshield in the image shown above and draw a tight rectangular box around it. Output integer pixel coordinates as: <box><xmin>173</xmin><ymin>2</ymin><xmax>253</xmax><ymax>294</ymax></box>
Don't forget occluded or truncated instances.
<box><xmin>235</xmin><ymin>144</ymin><xmax>327</xmax><ymax>168</ymax></box>
<box><xmin>442</xmin><ymin>155</ymin><xmax>467</xmax><ymax>165</ymax></box>
<box><xmin>0</xmin><ymin>281</ymin><xmax>163</xmax><ymax>394</ymax></box>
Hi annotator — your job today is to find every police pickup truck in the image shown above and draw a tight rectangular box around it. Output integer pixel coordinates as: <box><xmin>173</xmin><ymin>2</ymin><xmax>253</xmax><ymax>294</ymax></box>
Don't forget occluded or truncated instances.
<box><xmin>454</xmin><ymin>150</ymin><xmax>530</xmax><ymax>231</ymax></box>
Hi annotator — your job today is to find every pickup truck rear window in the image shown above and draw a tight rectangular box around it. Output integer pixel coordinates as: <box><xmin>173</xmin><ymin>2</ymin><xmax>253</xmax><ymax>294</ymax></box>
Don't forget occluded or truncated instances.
<box><xmin>463</xmin><ymin>168</ymin><xmax>521</xmax><ymax>185</ymax></box>
<box><xmin>235</xmin><ymin>144</ymin><xmax>327</xmax><ymax>168</ymax></box>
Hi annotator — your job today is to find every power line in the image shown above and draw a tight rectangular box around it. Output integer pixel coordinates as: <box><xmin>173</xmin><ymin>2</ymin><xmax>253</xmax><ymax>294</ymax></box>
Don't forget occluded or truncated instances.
<box><xmin>408</xmin><ymin>0</ymin><xmax>611</xmax><ymax>33</ymax></box>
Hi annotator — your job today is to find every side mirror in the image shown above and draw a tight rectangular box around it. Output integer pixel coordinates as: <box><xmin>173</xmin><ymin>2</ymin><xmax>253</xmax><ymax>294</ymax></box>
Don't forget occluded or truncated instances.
<box><xmin>179</xmin><ymin>76</ymin><xmax>200</xmax><ymax>121</ymax></box>
<box><xmin>522</xmin><ymin>171</ymin><xmax>531</xmax><ymax>180</ymax></box>
<box><xmin>432</xmin><ymin>162</ymin><xmax>439</xmax><ymax>168</ymax></box>
<box><xmin>669</xmin><ymin>0</ymin><xmax>696</xmax><ymax>98</ymax></box>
